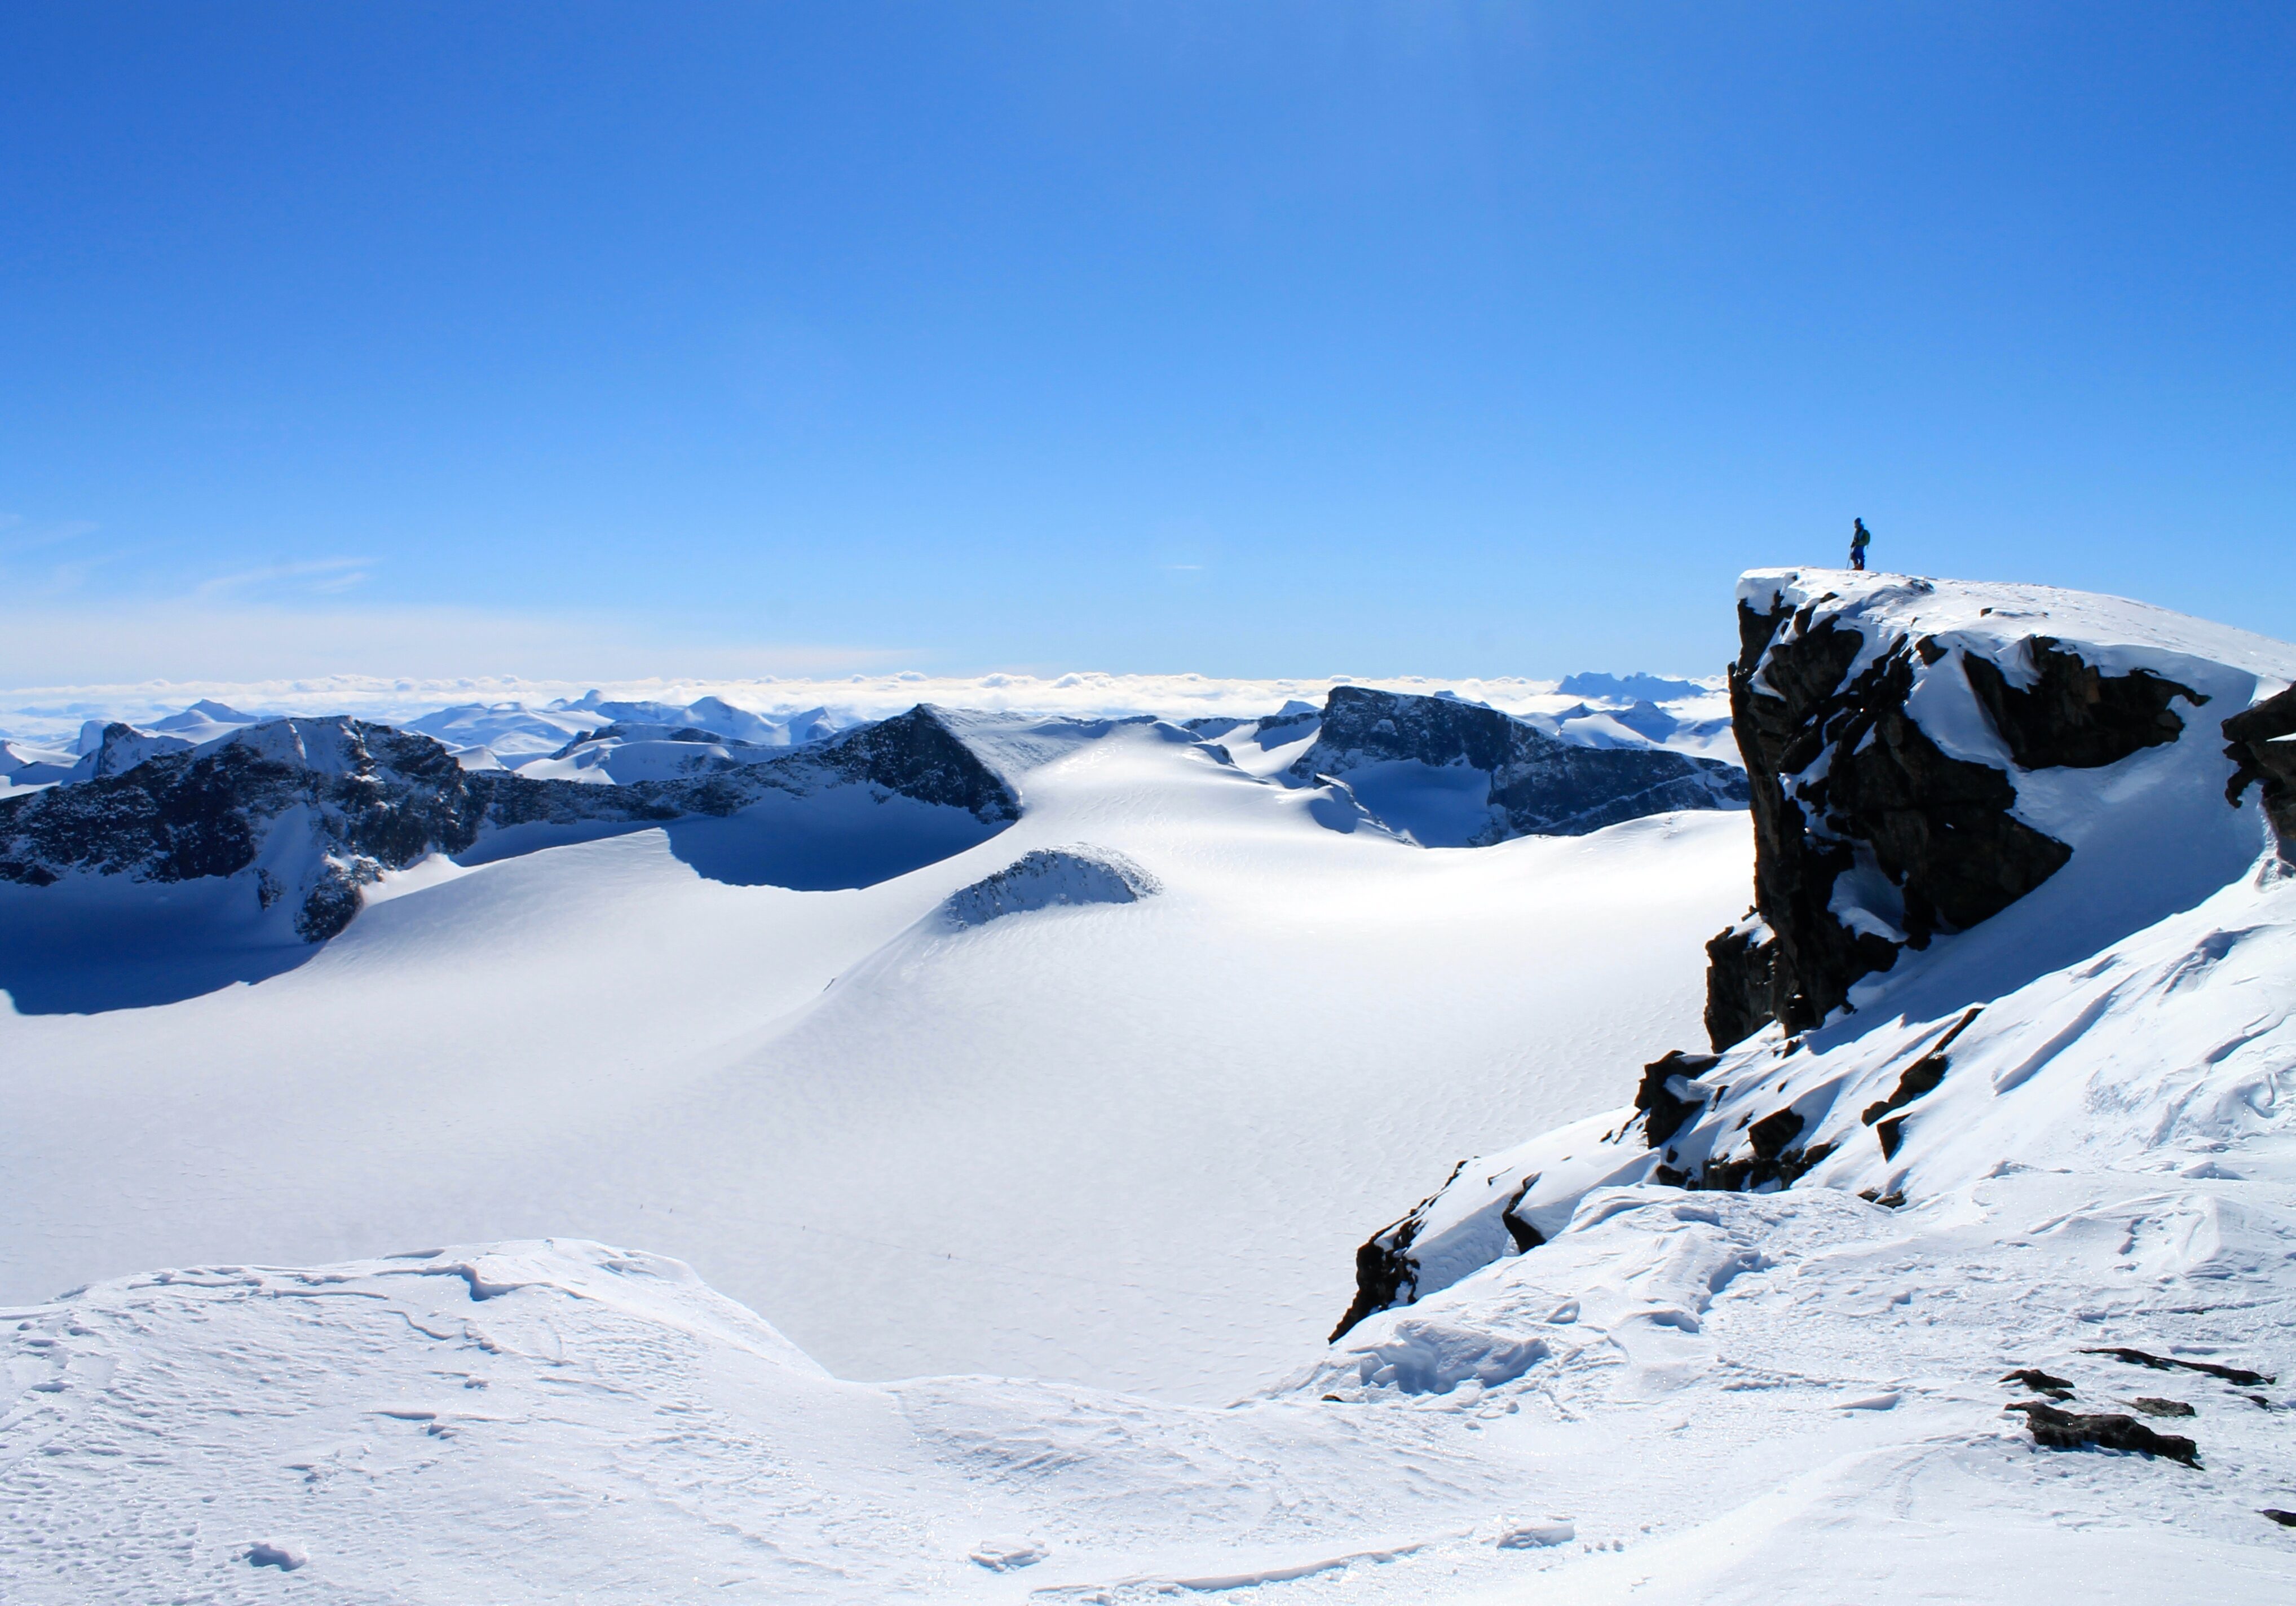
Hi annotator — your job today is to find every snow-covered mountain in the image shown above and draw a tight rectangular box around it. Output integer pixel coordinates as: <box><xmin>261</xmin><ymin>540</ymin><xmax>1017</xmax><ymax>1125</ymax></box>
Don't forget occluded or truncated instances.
<box><xmin>1280</xmin><ymin>684</ymin><xmax>1747</xmax><ymax>845</ymax></box>
<box><xmin>4</xmin><ymin>568</ymin><xmax>2294</xmax><ymax>1604</ymax></box>
<box><xmin>405</xmin><ymin>693</ymin><xmax>847</xmax><ymax>767</ymax></box>
<box><xmin>0</xmin><ymin>705</ymin><xmax>1019</xmax><ymax>979</ymax></box>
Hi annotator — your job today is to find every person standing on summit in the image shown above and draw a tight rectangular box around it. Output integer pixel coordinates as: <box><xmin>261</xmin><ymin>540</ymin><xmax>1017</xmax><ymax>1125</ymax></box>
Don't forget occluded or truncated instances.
<box><xmin>1849</xmin><ymin>518</ymin><xmax>1871</xmax><ymax>571</ymax></box>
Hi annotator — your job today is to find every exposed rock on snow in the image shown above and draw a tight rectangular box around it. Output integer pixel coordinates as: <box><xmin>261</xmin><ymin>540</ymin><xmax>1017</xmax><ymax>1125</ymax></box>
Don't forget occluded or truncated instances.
<box><xmin>1701</xmin><ymin>910</ymin><xmax>1775</xmax><ymax>1051</ymax></box>
<box><xmin>1285</xmin><ymin>685</ymin><xmax>1747</xmax><ymax>846</ymax></box>
<box><xmin>1961</xmin><ymin>637</ymin><xmax>2202</xmax><ymax>770</ymax></box>
<box><xmin>942</xmin><ymin>846</ymin><xmax>1159</xmax><ymax>927</ymax></box>
<box><xmin>2223</xmin><ymin>682</ymin><xmax>2296</xmax><ymax>859</ymax></box>
<box><xmin>0</xmin><ymin>705</ymin><xmax>1018</xmax><ymax>942</ymax></box>
<box><xmin>72</xmin><ymin>721</ymin><xmax>195</xmax><ymax>781</ymax></box>
<box><xmin>2004</xmin><ymin>1400</ymin><xmax>2200</xmax><ymax>1466</ymax></box>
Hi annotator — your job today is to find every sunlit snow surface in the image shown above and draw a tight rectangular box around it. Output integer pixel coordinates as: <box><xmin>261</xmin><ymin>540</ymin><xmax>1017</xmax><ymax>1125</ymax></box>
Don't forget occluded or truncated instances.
<box><xmin>0</xmin><ymin>717</ymin><xmax>1750</xmax><ymax>1400</ymax></box>
<box><xmin>5</xmin><ymin>572</ymin><xmax>2295</xmax><ymax>1602</ymax></box>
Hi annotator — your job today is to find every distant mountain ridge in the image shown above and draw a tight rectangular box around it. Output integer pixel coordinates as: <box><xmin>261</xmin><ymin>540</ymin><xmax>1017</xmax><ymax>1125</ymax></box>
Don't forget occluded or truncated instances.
<box><xmin>0</xmin><ymin>706</ymin><xmax>1018</xmax><ymax>942</ymax></box>
<box><xmin>1283</xmin><ymin>685</ymin><xmax>1748</xmax><ymax>845</ymax></box>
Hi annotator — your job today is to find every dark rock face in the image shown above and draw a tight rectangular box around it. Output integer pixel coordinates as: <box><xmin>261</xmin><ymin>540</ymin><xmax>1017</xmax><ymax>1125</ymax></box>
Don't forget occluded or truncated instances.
<box><xmin>1717</xmin><ymin>601</ymin><xmax>2078</xmax><ymax>1041</ymax></box>
<box><xmin>0</xmin><ymin>706</ymin><xmax>1019</xmax><ymax>943</ymax></box>
<box><xmin>1290</xmin><ymin>686</ymin><xmax>1747</xmax><ymax>842</ymax></box>
<box><xmin>1962</xmin><ymin>637</ymin><xmax>2201</xmax><ymax>769</ymax></box>
<box><xmin>2223</xmin><ymin>683</ymin><xmax>2296</xmax><ymax>859</ymax></box>
<box><xmin>816</xmin><ymin>705</ymin><xmax>1022</xmax><ymax>824</ymax></box>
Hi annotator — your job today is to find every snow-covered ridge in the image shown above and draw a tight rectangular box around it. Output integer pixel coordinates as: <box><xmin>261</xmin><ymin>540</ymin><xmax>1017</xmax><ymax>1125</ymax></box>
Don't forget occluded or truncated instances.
<box><xmin>1711</xmin><ymin>568</ymin><xmax>2294</xmax><ymax>1049</ymax></box>
<box><xmin>0</xmin><ymin>681</ymin><xmax>1746</xmax><ymax>964</ymax></box>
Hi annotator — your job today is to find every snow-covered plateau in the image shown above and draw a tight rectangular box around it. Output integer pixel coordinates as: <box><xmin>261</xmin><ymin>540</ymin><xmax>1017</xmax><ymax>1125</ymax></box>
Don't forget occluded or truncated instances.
<box><xmin>3</xmin><ymin>568</ymin><xmax>2294</xmax><ymax>1603</ymax></box>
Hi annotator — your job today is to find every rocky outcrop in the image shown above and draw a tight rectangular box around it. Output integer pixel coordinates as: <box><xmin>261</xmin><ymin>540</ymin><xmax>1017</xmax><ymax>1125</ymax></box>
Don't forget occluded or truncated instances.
<box><xmin>0</xmin><ymin>706</ymin><xmax>1019</xmax><ymax>942</ymax></box>
<box><xmin>942</xmin><ymin>846</ymin><xmax>1158</xmax><ymax>928</ymax></box>
<box><xmin>1701</xmin><ymin>912</ymin><xmax>1773</xmax><ymax>1052</ymax></box>
<box><xmin>2224</xmin><ymin>683</ymin><xmax>2296</xmax><ymax>859</ymax></box>
<box><xmin>1288</xmin><ymin>686</ymin><xmax>1747</xmax><ymax>842</ymax></box>
<box><xmin>2003</xmin><ymin>1400</ymin><xmax>2199</xmax><ymax>1467</ymax></box>
<box><xmin>1633</xmin><ymin>1049</ymin><xmax>1717</xmax><ymax>1149</ymax></box>
<box><xmin>1723</xmin><ymin>596</ymin><xmax>2078</xmax><ymax>1040</ymax></box>
<box><xmin>1961</xmin><ymin>637</ymin><xmax>2200</xmax><ymax>769</ymax></box>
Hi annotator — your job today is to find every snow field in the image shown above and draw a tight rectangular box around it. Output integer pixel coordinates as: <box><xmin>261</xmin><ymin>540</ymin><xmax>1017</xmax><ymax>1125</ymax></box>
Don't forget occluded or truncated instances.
<box><xmin>0</xmin><ymin>718</ymin><xmax>1752</xmax><ymax>1400</ymax></box>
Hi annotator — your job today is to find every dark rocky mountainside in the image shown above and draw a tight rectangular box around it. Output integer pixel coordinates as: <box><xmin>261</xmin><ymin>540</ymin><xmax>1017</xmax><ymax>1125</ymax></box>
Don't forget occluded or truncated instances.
<box><xmin>0</xmin><ymin>706</ymin><xmax>1017</xmax><ymax>941</ymax></box>
<box><xmin>1711</xmin><ymin>586</ymin><xmax>2211</xmax><ymax>1045</ymax></box>
<box><xmin>1286</xmin><ymin>685</ymin><xmax>1747</xmax><ymax>842</ymax></box>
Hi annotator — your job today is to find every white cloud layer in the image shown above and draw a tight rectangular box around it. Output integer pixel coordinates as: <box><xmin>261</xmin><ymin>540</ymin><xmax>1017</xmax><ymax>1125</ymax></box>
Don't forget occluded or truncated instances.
<box><xmin>0</xmin><ymin>599</ymin><xmax>906</xmax><ymax>698</ymax></box>
<box><xmin>0</xmin><ymin>661</ymin><xmax>1645</xmax><ymax>746</ymax></box>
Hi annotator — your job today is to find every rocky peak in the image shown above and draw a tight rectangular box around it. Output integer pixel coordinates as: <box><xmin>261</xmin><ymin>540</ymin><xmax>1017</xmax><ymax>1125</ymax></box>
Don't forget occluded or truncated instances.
<box><xmin>1286</xmin><ymin>685</ymin><xmax>1748</xmax><ymax>844</ymax></box>
<box><xmin>1711</xmin><ymin>571</ymin><xmax>2233</xmax><ymax>1045</ymax></box>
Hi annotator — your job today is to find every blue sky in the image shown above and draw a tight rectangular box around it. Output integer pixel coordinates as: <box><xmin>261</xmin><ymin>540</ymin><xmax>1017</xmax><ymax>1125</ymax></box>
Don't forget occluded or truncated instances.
<box><xmin>3</xmin><ymin>3</ymin><xmax>2290</xmax><ymax>685</ymax></box>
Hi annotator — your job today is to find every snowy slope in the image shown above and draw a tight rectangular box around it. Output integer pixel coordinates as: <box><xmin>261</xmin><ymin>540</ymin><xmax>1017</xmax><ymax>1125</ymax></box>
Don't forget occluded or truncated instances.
<box><xmin>0</xmin><ymin>714</ymin><xmax>1750</xmax><ymax>1401</ymax></box>
<box><xmin>8</xmin><ymin>1159</ymin><xmax>2290</xmax><ymax>1604</ymax></box>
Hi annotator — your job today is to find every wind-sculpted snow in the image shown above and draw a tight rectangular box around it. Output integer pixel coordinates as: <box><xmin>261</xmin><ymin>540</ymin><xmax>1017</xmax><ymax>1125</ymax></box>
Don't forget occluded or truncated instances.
<box><xmin>1284</xmin><ymin>685</ymin><xmax>1747</xmax><ymax>846</ymax></box>
<box><xmin>10</xmin><ymin>1172</ymin><xmax>2293</xmax><ymax>1603</ymax></box>
<box><xmin>0</xmin><ymin>705</ymin><xmax>1018</xmax><ymax>955</ymax></box>
<box><xmin>942</xmin><ymin>845</ymin><xmax>1159</xmax><ymax>927</ymax></box>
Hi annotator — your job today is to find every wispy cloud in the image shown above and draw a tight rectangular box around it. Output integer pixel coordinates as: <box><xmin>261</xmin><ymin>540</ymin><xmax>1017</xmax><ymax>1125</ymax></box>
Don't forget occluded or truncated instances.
<box><xmin>0</xmin><ymin>515</ymin><xmax>102</xmax><ymax>557</ymax></box>
<box><xmin>188</xmin><ymin>557</ymin><xmax>374</xmax><ymax>602</ymax></box>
